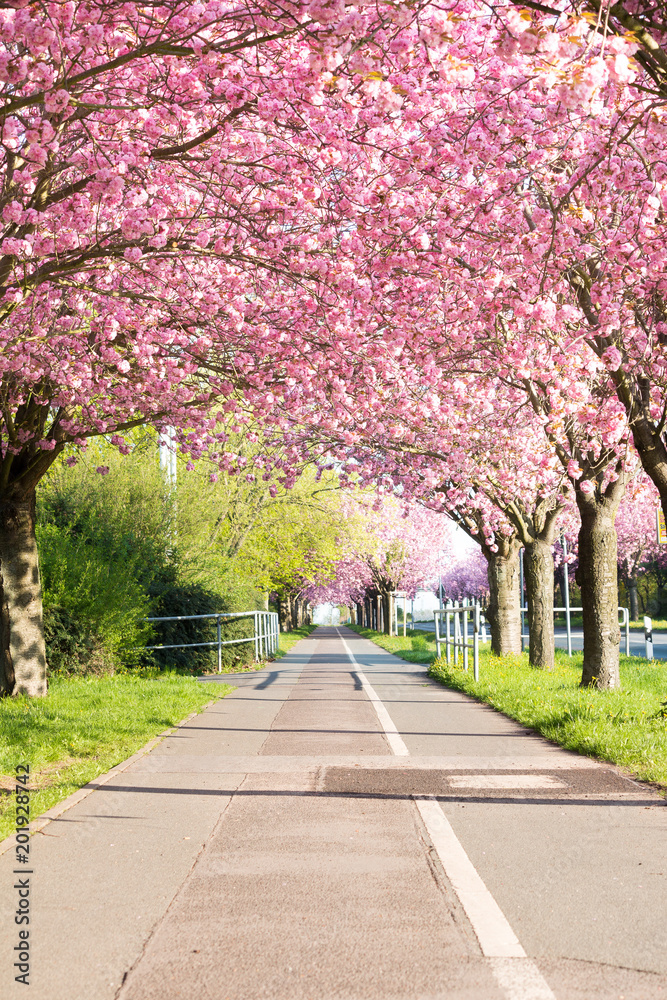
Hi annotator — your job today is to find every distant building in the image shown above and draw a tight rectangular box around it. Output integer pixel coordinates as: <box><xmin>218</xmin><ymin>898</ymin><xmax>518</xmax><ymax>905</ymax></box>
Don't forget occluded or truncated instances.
<box><xmin>313</xmin><ymin>603</ymin><xmax>341</xmax><ymax>626</ymax></box>
<box><xmin>410</xmin><ymin>589</ymin><xmax>440</xmax><ymax>621</ymax></box>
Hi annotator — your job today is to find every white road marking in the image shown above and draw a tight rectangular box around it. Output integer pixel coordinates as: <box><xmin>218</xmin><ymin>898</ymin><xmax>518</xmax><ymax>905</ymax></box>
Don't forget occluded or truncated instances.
<box><xmin>337</xmin><ymin>630</ymin><xmax>410</xmax><ymax>756</ymax></box>
<box><xmin>448</xmin><ymin>775</ymin><xmax>566</xmax><ymax>790</ymax></box>
<box><xmin>337</xmin><ymin>629</ymin><xmax>558</xmax><ymax>1000</ymax></box>
<box><xmin>416</xmin><ymin>797</ymin><xmax>557</xmax><ymax>999</ymax></box>
<box><xmin>414</xmin><ymin>796</ymin><xmax>525</xmax><ymax>958</ymax></box>
<box><xmin>489</xmin><ymin>958</ymin><xmax>559</xmax><ymax>1000</ymax></box>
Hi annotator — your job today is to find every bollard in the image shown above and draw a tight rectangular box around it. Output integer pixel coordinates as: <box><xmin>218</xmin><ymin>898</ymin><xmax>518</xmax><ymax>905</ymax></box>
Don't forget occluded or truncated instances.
<box><xmin>644</xmin><ymin>616</ymin><xmax>653</xmax><ymax>660</ymax></box>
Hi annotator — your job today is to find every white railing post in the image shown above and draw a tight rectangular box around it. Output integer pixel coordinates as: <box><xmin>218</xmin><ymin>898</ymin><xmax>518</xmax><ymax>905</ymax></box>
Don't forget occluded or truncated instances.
<box><xmin>463</xmin><ymin>598</ymin><xmax>469</xmax><ymax>672</ymax></box>
<box><xmin>217</xmin><ymin>615</ymin><xmax>222</xmax><ymax>673</ymax></box>
<box><xmin>620</xmin><ymin>607</ymin><xmax>630</xmax><ymax>657</ymax></box>
<box><xmin>473</xmin><ymin>604</ymin><xmax>480</xmax><ymax>682</ymax></box>
<box><xmin>253</xmin><ymin>611</ymin><xmax>259</xmax><ymax>661</ymax></box>
<box><xmin>562</xmin><ymin>535</ymin><xmax>572</xmax><ymax>656</ymax></box>
<box><xmin>519</xmin><ymin>547</ymin><xmax>525</xmax><ymax>652</ymax></box>
<box><xmin>454</xmin><ymin>600</ymin><xmax>461</xmax><ymax>663</ymax></box>
<box><xmin>446</xmin><ymin>601</ymin><xmax>452</xmax><ymax>665</ymax></box>
<box><xmin>435</xmin><ymin>612</ymin><xmax>441</xmax><ymax>658</ymax></box>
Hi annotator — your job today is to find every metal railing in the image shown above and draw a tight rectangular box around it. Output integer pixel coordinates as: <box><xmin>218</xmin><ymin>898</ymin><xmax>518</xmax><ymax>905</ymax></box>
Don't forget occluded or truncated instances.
<box><xmin>434</xmin><ymin>601</ymin><xmax>482</xmax><ymax>682</ymax></box>
<box><xmin>520</xmin><ymin>606</ymin><xmax>630</xmax><ymax>657</ymax></box>
<box><xmin>143</xmin><ymin>610</ymin><xmax>279</xmax><ymax>672</ymax></box>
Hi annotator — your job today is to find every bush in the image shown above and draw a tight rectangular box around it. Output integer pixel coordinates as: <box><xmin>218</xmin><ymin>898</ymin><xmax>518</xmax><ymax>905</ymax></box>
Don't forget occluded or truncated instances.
<box><xmin>411</xmin><ymin>635</ymin><xmax>428</xmax><ymax>651</ymax></box>
<box><xmin>38</xmin><ymin>522</ymin><xmax>153</xmax><ymax>676</ymax></box>
<box><xmin>147</xmin><ymin>574</ymin><xmax>256</xmax><ymax>673</ymax></box>
<box><xmin>42</xmin><ymin>606</ymin><xmax>115</xmax><ymax>676</ymax></box>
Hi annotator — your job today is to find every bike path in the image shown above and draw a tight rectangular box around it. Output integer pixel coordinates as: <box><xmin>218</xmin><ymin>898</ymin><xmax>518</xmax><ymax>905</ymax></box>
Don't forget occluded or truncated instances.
<box><xmin>0</xmin><ymin>626</ymin><xmax>664</xmax><ymax>1000</ymax></box>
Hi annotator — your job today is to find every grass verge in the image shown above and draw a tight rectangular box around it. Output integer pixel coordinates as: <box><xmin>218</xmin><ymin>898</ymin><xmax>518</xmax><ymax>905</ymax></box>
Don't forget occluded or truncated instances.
<box><xmin>0</xmin><ymin>672</ymin><xmax>233</xmax><ymax>841</ymax></box>
<box><xmin>348</xmin><ymin>624</ymin><xmax>667</xmax><ymax>789</ymax></box>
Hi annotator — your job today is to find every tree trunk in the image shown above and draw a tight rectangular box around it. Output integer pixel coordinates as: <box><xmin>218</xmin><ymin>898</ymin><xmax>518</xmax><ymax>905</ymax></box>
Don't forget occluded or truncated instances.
<box><xmin>524</xmin><ymin>538</ymin><xmax>555</xmax><ymax>670</ymax></box>
<box><xmin>278</xmin><ymin>594</ymin><xmax>291</xmax><ymax>633</ymax></box>
<box><xmin>382</xmin><ymin>593</ymin><xmax>392</xmax><ymax>635</ymax></box>
<box><xmin>484</xmin><ymin>541</ymin><xmax>522</xmax><ymax>656</ymax></box>
<box><xmin>576</xmin><ymin>491</ymin><xmax>622</xmax><ymax>689</ymax></box>
<box><xmin>627</xmin><ymin>579</ymin><xmax>639</xmax><ymax>622</ymax></box>
<box><xmin>0</xmin><ymin>492</ymin><xmax>48</xmax><ymax>697</ymax></box>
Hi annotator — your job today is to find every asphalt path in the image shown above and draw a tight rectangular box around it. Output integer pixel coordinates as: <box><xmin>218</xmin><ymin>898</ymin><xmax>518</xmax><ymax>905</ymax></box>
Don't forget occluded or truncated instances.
<box><xmin>1</xmin><ymin>626</ymin><xmax>664</xmax><ymax>1000</ymax></box>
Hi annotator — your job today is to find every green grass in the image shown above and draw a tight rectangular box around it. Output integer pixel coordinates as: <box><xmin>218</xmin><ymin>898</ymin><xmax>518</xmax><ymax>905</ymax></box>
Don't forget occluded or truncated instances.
<box><xmin>556</xmin><ymin>614</ymin><xmax>667</xmax><ymax>631</ymax></box>
<box><xmin>628</xmin><ymin>618</ymin><xmax>667</xmax><ymax>631</ymax></box>
<box><xmin>349</xmin><ymin>624</ymin><xmax>667</xmax><ymax>789</ymax></box>
<box><xmin>0</xmin><ymin>672</ymin><xmax>233</xmax><ymax>841</ymax></box>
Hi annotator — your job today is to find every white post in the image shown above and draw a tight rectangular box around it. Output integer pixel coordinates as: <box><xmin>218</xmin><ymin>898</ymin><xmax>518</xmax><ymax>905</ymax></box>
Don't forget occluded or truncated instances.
<box><xmin>644</xmin><ymin>615</ymin><xmax>653</xmax><ymax>660</ymax></box>
<box><xmin>562</xmin><ymin>535</ymin><xmax>572</xmax><ymax>657</ymax></box>
<box><xmin>519</xmin><ymin>547</ymin><xmax>525</xmax><ymax>652</ymax></box>
<box><xmin>454</xmin><ymin>600</ymin><xmax>461</xmax><ymax>662</ymax></box>
<box><xmin>254</xmin><ymin>611</ymin><xmax>259</xmax><ymax>661</ymax></box>
<box><xmin>159</xmin><ymin>425</ymin><xmax>177</xmax><ymax>486</ymax></box>
<box><xmin>473</xmin><ymin>604</ymin><xmax>480</xmax><ymax>682</ymax></box>
<box><xmin>403</xmin><ymin>596</ymin><xmax>407</xmax><ymax>637</ymax></box>
<box><xmin>463</xmin><ymin>599</ymin><xmax>469</xmax><ymax>672</ymax></box>
<box><xmin>435</xmin><ymin>613</ymin><xmax>441</xmax><ymax>659</ymax></box>
<box><xmin>446</xmin><ymin>601</ymin><xmax>452</xmax><ymax>665</ymax></box>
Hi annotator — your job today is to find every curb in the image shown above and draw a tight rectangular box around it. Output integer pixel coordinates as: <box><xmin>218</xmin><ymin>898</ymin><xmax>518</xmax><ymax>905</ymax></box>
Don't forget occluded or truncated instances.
<box><xmin>0</xmin><ymin>698</ymin><xmax>220</xmax><ymax>859</ymax></box>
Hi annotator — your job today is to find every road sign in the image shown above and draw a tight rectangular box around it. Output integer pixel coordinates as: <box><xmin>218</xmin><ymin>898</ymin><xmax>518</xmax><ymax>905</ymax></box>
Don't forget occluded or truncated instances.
<box><xmin>658</xmin><ymin>508</ymin><xmax>667</xmax><ymax>545</ymax></box>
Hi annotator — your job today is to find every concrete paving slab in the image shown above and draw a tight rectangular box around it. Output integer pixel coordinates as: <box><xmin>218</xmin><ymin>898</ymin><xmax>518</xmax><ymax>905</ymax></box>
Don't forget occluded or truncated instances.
<box><xmin>117</xmin><ymin>774</ymin><xmax>504</xmax><ymax>1000</ymax></box>
<box><xmin>2</xmin><ymin>625</ymin><xmax>665</xmax><ymax>1000</ymax></box>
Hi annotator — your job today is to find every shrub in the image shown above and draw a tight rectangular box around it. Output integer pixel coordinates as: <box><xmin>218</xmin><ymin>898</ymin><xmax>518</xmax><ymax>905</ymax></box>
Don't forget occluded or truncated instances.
<box><xmin>147</xmin><ymin>574</ymin><xmax>256</xmax><ymax>673</ymax></box>
<box><xmin>37</xmin><ymin>522</ymin><xmax>153</xmax><ymax>675</ymax></box>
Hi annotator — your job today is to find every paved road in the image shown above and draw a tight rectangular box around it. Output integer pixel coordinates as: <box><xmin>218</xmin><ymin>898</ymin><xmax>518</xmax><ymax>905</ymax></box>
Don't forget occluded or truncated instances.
<box><xmin>1</xmin><ymin>626</ymin><xmax>665</xmax><ymax>999</ymax></box>
<box><xmin>414</xmin><ymin>618</ymin><xmax>667</xmax><ymax>660</ymax></box>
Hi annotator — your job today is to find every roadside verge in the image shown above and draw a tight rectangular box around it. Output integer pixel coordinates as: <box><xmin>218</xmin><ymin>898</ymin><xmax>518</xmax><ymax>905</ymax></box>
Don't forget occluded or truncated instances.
<box><xmin>348</xmin><ymin>624</ymin><xmax>667</xmax><ymax>790</ymax></box>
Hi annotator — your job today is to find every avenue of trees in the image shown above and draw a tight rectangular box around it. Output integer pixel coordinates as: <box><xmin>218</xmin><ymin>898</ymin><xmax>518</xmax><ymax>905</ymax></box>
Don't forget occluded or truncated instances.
<box><xmin>2</xmin><ymin>0</ymin><xmax>667</xmax><ymax>694</ymax></box>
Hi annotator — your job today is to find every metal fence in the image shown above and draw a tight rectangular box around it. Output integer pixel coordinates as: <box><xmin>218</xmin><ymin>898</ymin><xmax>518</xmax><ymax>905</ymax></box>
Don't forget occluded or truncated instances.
<box><xmin>143</xmin><ymin>610</ymin><xmax>279</xmax><ymax>672</ymax></box>
<box><xmin>434</xmin><ymin>602</ymin><xmax>482</xmax><ymax>682</ymax></box>
<box><xmin>520</xmin><ymin>606</ymin><xmax>630</xmax><ymax>657</ymax></box>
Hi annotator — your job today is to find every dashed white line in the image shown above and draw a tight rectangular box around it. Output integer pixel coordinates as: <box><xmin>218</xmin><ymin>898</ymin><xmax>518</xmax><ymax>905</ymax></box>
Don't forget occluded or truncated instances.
<box><xmin>337</xmin><ymin>628</ymin><xmax>558</xmax><ymax>1000</ymax></box>
<box><xmin>337</xmin><ymin>630</ymin><xmax>409</xmax><ymax>756</ymax></box>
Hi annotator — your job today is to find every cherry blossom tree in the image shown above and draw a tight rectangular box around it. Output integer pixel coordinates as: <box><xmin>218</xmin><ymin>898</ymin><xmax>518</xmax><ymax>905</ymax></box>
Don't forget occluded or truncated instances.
<box><xmin>0</xmin><ymin>0</ymin><xmax>444</xmax><ymax>695</ymax></box>
<box><xmin>269</xmin><ymin>1</ymin><xmax>660</xmax><ymax>685</ymax></box>
<box><xmin>308</xmin><ymin>495</ymin><xmax>454</xmax><ymax>634</ymax></box>
<box><xmin>614</xmin><ymin>480</ymin><xmax>661</xmax><ymax>621</ymax></box>
<box><xmin>440</xmin><ymin>547</ymin><xmax>488</xmax><ymax>604</ymax></box>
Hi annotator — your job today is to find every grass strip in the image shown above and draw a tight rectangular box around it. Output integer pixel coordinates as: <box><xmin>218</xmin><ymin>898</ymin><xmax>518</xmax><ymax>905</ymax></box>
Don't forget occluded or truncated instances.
<box><xmin>0</xmin><ymin>672</ymin><xmax>233</xmax><ymax>841</ymax></box>
<box><xmin>348</xmin><ymin>624</ymin><xmax>667</xmax><ymax>789</ymax></box>
<box><xmin>273</xmin><ymin>623</ymin><xmax>317</xmax><ymax>658</ymax></box>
